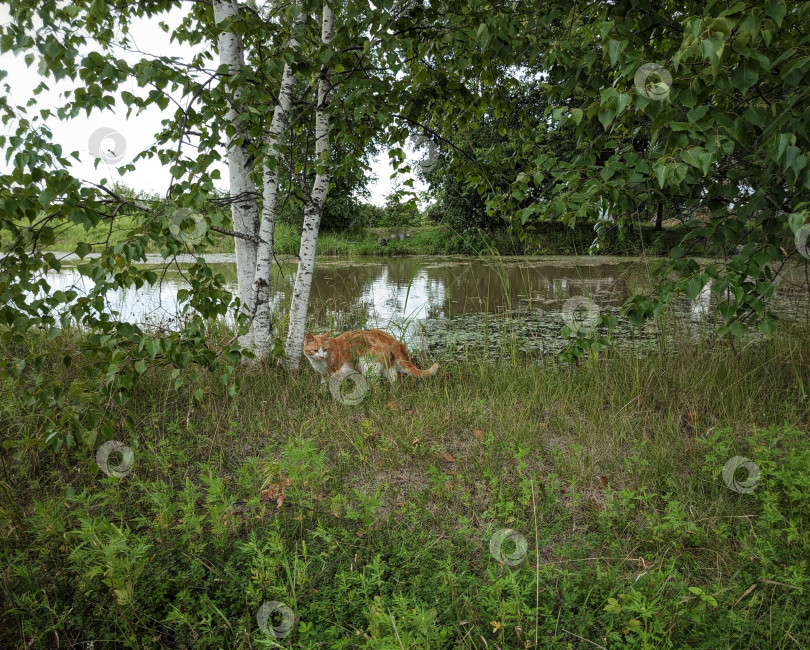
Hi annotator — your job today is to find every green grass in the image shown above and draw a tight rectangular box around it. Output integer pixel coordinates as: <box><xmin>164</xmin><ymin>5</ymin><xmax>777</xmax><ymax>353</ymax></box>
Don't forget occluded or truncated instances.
<box><xmin>4</xmin><ymin>212</ymin><xmax>728</xmax><ymax>258</ymax></box>
<box><xmin>2</xmin><ymin>326</ymin><xmax>809</xmax><ymax>648</ymax></box>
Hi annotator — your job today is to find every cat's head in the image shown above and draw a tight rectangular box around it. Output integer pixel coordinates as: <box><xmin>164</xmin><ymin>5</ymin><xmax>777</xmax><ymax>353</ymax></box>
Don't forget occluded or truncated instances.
<box><xmin>303</xmin><ymin>332</ymin><xmax>330</xmax><ymax>360</ymax></box>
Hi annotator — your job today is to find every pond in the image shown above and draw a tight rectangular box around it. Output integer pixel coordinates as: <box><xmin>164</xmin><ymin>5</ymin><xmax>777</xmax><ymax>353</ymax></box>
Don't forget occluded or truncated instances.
<box><xmin>44</xmin><ymin>253</ymin><xmax>809</xmax><ymax>358</ymax></box>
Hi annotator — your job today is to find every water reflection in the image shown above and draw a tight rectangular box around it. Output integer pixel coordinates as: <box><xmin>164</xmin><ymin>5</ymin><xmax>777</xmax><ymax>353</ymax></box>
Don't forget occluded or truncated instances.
<box><xmin>43</xmin><ymin>254</ymin><xmax>807</xmax><ymax>347</ymax></box>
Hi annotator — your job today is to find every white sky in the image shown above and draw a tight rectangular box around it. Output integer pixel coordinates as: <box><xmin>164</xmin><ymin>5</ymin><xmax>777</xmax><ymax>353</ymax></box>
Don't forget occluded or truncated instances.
<box><xmin>0</xmin><ymin>4</ymin><xmax>426</xmax><ymax>207</ymax></box>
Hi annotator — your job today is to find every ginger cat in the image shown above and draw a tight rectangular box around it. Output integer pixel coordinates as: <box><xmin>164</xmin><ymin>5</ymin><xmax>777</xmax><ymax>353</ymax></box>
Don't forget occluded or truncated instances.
<box><xmin>303</xmin><ymin>329</ymin><xmax>438</xmax><ymax>383</ymax></box>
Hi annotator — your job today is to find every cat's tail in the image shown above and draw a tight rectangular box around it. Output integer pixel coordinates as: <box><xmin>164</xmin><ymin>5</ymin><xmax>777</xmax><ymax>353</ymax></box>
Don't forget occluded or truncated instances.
<box><xmin>396</xmin><ymin>358</ymin><xmax>439</xmax><ymax>377</ymax></box>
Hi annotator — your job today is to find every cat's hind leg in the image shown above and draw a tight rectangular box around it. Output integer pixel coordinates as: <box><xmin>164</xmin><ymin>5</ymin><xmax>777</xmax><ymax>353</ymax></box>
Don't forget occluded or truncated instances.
<box><xmin>381</xmin><ymin>362</ymin><xmax>398</xmax><ymax>383</ymax></box>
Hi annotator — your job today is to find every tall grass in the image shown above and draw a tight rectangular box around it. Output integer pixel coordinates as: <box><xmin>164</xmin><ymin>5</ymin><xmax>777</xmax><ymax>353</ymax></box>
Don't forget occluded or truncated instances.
<box><xmin>1</xmin><ymin>321</ymin><xmax>809</xmax><ymax>648</ymax></box>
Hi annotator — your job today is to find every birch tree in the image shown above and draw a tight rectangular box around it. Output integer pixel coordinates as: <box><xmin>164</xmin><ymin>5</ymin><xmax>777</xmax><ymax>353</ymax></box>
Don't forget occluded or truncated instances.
<box><xmin>251</xmin><ymin>7</ymin><xmax>306</xmax><ymax>360</ymax></box>
<box><xmin>283</xmin><ymin>1</ymin><xmax>334</xmax><ymax>369</ymax></box>
<box><xmin>212</xmin><ymin>0</ymin><xmax>260</xmax><ymax>348</ymax></box>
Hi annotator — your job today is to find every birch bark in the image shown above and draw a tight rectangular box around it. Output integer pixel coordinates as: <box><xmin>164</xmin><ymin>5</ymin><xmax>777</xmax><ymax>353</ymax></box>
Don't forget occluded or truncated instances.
<box><xmin>213</xmin><ymin>0</ymin><xmax>259</xmax><ymax>349</ymax></box>
<box><xmin>251</xmin><ymin>8</ymin><xmax>306</xmax><ymax>359</ymax></box>
<box><xmin>283</xmin><ymin>2</ymin><xmax>334</xmax><ymax>369</ymax></box>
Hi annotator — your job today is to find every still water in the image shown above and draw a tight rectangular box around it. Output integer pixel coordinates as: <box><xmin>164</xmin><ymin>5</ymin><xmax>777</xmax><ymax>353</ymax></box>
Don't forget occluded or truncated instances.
<box><xmin>45</xmin><ymin>253</ymin><xmax>808</xmax><ymax>356</ymax></box>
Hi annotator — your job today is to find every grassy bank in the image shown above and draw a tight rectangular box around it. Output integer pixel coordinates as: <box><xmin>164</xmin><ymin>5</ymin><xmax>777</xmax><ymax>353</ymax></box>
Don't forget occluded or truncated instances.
<box><xmin>7</xmin><ymin>213</ymin><xmax>725</xmax><ymax>257</ymax></box>
<box><xmin>1</xmin><ymin>328</ymin><xmax>809</xmax><ymax>648</ymax></box>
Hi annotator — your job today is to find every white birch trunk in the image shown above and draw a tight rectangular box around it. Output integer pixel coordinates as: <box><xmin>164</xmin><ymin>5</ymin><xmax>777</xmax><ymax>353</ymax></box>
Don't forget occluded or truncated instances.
<box><xmin>283</xmin><ymin>2</ymin><xmax>334</xmax><ymax>369</ymax></box>
<box><xmin>250</xmin><ymin>9</ymin><xmax>306</xmax><ymax>360</ymax></box>
<box><xmin>213</xmin><ymin>0</ymin><xmax>259</xmax><ymax>349</ymax></box>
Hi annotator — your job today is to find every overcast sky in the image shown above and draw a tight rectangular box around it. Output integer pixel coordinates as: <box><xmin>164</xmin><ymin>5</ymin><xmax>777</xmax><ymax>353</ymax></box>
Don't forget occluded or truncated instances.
<box><xmin>0</xmin><ymin>4</ymin><xmax>426</xmax><ymax>206</ymax></box>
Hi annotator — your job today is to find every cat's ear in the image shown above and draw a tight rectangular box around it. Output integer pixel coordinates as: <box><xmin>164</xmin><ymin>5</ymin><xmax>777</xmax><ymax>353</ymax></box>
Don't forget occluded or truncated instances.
<box><xmin>304</xmin><ymin>332</ymin><xmax>313</xmax><ymax>343</ymax></box>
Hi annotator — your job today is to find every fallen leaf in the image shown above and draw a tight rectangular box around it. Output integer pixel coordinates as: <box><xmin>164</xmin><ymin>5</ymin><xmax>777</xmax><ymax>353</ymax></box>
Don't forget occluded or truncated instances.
<box><xmin>473</xmin><ymin>428</ymin><xmax>485</xmax><ymax>442</ymax></box>
<box><xmin>434</xmin><ymin>452</ymin><xmax>456</xmax><ymax>462</ymax></box>
<box><xmin>412</xmin><ymin>437</ymin><xmax>421</xmax><ymax>447</ymax></box>
<box><xmin>260</xmin><ymin>474</ymin><xmax>291</xmax><ymax>508</ymax></box>
<box><xmin>404</xmin><ymin>409</ymin><xmax>414</xmax><ymax>417</ymax></box>
<box><xmin>596</xmin><ymin>475</ymin><xmax>609</xmax><ymax>489</ymax></box>
<box><xmin>260</xmin><ymin>486</ymin><xmax>281</xmax><ymax>506</ymax></box>
<box><xmin>386</xmin><ymin>400</ymin><xmax>398</xmax><ymax>411</ymax></box>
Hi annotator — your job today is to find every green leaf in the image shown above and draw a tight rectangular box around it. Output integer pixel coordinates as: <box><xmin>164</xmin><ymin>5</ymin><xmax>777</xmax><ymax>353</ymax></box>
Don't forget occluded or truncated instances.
<box><xmin>788</xmin><ymin>213</ymin><xmax>805</xmax><ymax>235</ymax></box>
<box><xmin>598</xmin><ymin>109</ymin><xmax>616</xmax><ymax>129</ymax></box>
<box><xmin>684</xmin><ymin>276</ymin><xmax>706</xmax><ymax>300</ymax></box>
<box><xmin>654</xmin><ymin>162</ymin><xmax>668</xmax><ymax>188</ymax></box>
<box><xmin>758</xmin><ymin>316</ymin><xmax>777</xmax><ymax>337</ymax></box>
<box><xmin>776</xmin><ymin>133</ymin><xmax>794</xmax><ymax>161</ymax></box>
<box><xmin>783</xmin><ymin>146</ymin><xmax>800</xmax><ymax>173</ymax></box>
<box><xmin>765</xmin><ymin>0</ymin><xmax>786</xmax><ymax>26</ymax></box>
<box><xmin>75</xmin><ymin>242</ymin><xmax>92</xmax><ymax>258</ymax></box>
<box><xmin>680</xmin><ymin>147</ymin><xmax>701</xmax><ymax>169</ymax></box>
<box><xmin>729</xmin><ymin>322</ymin><xmax>746</xmax><ymax>338</ymax></box>
<box><xmin>606</xmin><ymin>39</ymin><xmax>627</xmax><ymax>66</ymax></box>
<box><xmin>615</xmin><ymin>93</ymin><xmax>631</xmax><ymax>116</ymax></box>
<box><xmin>731</xmin><ymin>61</ymin><xmax>758</xmax><ymax>94</ymax></box>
